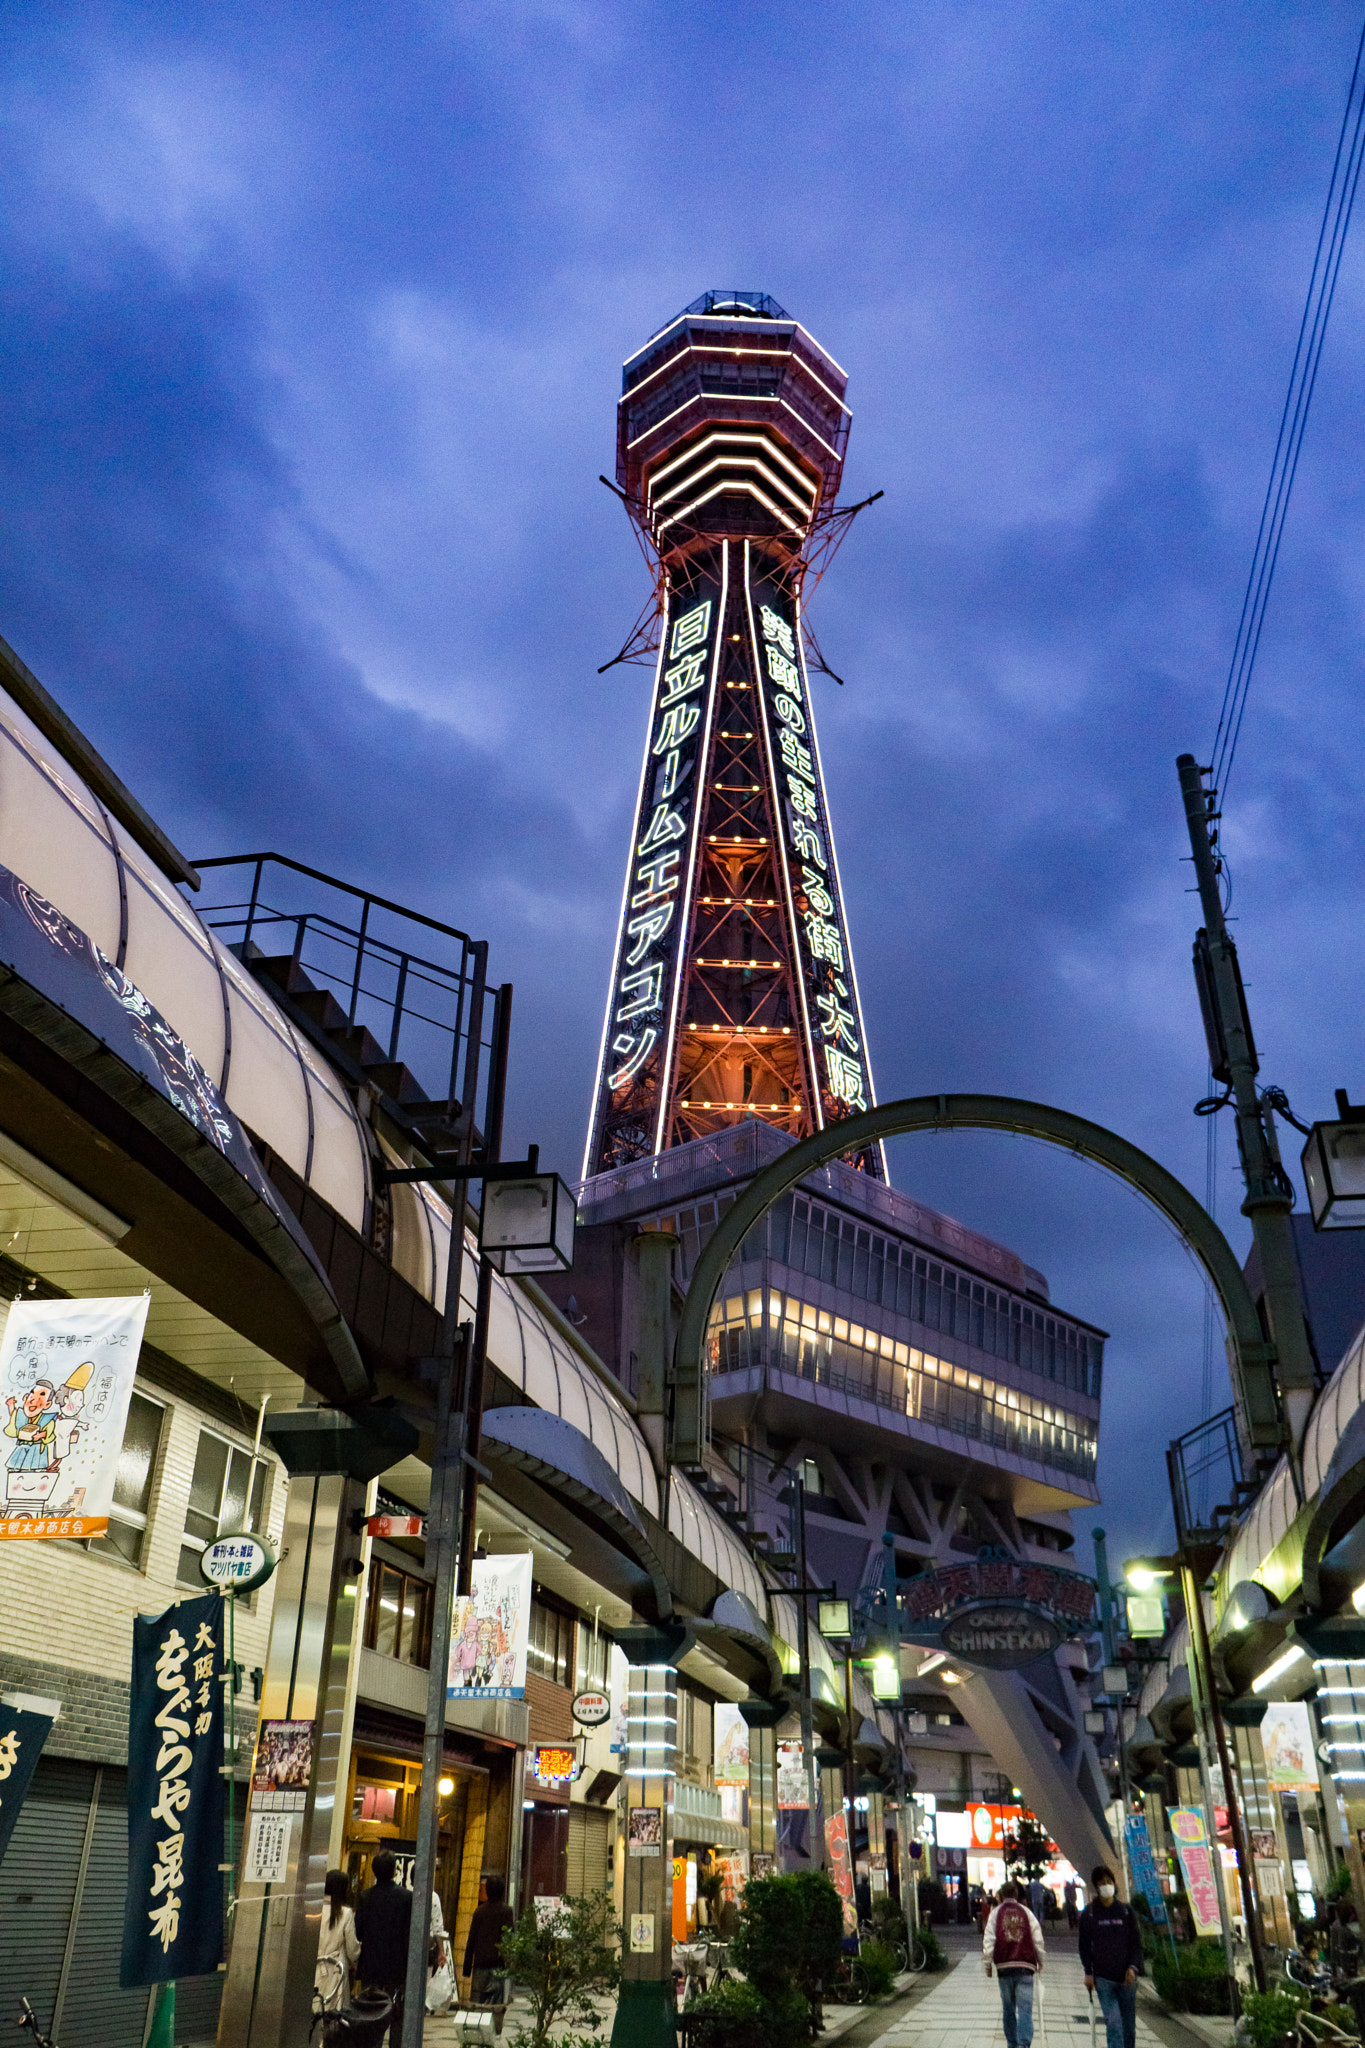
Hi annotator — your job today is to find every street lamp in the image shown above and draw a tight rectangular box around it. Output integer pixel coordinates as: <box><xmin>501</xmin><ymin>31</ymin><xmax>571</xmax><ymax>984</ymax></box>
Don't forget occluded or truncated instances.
<box><xmin>1302</xmin><ymin>1095</ymin><xmax>1365</xmax><ymax>1230</ymax></box>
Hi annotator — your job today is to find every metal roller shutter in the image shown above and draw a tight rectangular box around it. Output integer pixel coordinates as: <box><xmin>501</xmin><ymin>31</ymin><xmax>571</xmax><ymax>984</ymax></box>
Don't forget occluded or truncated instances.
<box><xmin>0</xmin><ymin>1757</ymin><xmax>98</xmax><ymax>2041</ymax></box>
<box><xmin>565</xmin><ymin>1805</ymin><xmax>611</xmax><ymax>1899</ymax></box>
<box><xmin>54</xmin><ymin>1769</ymin><xmax>152</xmax><ymax>2048</ymax></box>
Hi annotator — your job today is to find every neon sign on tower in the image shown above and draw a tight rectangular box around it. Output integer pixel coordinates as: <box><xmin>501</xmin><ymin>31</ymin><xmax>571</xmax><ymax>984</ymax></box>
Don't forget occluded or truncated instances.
<box><xmin>585</xmin><ymin>291</ymin><xmax>882</xmax><ymax>1181</ymax></box>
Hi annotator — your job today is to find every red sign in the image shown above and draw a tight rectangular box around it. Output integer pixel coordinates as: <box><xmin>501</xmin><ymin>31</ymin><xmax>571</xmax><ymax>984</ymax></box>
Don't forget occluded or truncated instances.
<box><xmin>826</xmin><ymin>1809</ymin><xmax>857</xmax><ymax>1932</ymax></box>
<box><xmin>367</xmin><ymin>1513</ymin><xmax>425</xmax><ymax>1539</ymax></box>
<box><xmin>967</xmin><ymin>1803</ymin><xmax>1022</xmax><ymax>1850</ymax></box>
<box><xmin>533</xmin><ymin>1745</ymin><xmax>578</xmax><ymax>1785</ymax></box>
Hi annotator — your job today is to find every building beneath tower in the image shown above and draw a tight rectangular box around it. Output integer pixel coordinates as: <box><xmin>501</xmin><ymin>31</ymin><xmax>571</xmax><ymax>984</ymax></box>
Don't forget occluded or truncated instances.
<box><xmin>547</xmin><ymin>290</ymin><xmax>1117</xmax><ymax>1891</ymax></box>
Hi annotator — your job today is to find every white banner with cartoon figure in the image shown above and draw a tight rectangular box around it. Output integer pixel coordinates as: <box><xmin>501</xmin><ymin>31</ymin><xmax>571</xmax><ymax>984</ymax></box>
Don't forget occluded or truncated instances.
<box><xmin>447</xmin><ymin>1551</ymin><xmax>532</xmax><ymax>1699</ymax></box>
<box><xmin>0</xmin><ymin>1295</ymin><xmax>148</xmax><ymax>1539</ymax></box>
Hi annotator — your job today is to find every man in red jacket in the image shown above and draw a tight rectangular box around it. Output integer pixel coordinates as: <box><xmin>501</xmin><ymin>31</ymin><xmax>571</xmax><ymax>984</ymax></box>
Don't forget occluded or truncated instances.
<box><xmin>983</xmin><ymin>1881</ymin><xmax>1046</xmax><ymax>2048</ymax></box>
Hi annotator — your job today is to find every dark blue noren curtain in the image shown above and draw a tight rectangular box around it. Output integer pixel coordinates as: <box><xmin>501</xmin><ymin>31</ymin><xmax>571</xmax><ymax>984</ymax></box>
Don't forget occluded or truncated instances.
<box><xmin>120</xmin><ymin>1591</ymin><xmax>225</xmax><ymax>1986</ymax></box>
<box><xmin>0</xmin><ymin>1704</ymin><xmax>54</xmax><ymax>1866</ymax></box>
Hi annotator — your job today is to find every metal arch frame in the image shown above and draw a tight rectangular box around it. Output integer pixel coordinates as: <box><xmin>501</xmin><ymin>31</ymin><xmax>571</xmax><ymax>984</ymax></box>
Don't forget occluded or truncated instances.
<box><xmin>671</xmin><ymin>1093</ymin><xmax>1285</xmax><ymax>1458</ymax></box>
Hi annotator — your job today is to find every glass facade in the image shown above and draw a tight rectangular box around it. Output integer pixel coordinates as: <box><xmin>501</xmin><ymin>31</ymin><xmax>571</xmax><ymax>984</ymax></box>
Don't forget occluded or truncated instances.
<box><xmin>707</xmin><ymin>1286</ymin><xmax>1097</xmax><ymax>1481</ymax></box>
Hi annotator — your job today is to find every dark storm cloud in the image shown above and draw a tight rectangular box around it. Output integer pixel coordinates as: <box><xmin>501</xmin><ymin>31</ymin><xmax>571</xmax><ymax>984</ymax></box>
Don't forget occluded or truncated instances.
<box><xmin>5</xmin><ymin>0</ymin><xmax>1365</xmax><ymax>1556</ymax></box>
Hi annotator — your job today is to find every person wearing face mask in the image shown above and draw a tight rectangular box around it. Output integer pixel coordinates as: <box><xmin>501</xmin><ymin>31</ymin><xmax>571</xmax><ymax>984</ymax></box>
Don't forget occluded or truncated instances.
<box><xmin>1079</xmin><ymin>1866</ymin><xmax>1143</xmax><ymax>2048</ymax></box>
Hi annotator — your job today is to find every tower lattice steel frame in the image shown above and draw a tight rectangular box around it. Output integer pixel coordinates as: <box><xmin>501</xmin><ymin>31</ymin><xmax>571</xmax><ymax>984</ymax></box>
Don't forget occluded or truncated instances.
<box><xmin>585</xmin><ymin>291</ymin><xmax>883</xmax><ymax>1181</ymax></box>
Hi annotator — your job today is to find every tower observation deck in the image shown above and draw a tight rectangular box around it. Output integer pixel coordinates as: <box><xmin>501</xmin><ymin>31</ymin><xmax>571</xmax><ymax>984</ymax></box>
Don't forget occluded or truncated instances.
<box><xmin>585</xmin><ymin>292</ymin><xmax>882</xmax><ymax>1180</ymax></box>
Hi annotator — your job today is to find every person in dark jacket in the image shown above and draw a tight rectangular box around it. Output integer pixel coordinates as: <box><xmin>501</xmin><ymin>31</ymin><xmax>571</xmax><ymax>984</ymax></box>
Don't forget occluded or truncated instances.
<box><xmin>354</xmin><ymin>1851</ymin><xmax>413</xmax><ymax>2046</ymax></box>
<box><xmin>1079</xmin><ymin>1864</ymin><xmax>1143</xmax><ymax>2048</ymax></box>
<box><xmin>464</xmin><ymin>1875</ymin><xmax>516</xmax><ymax>2029</ymax></box>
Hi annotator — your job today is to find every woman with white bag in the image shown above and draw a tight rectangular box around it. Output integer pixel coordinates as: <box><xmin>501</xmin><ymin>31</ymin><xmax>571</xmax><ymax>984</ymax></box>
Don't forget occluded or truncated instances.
<box><xmin>426</xmin><ymin>1888</ymin><xmax>455</xmax><ymax>2015</ymax></box>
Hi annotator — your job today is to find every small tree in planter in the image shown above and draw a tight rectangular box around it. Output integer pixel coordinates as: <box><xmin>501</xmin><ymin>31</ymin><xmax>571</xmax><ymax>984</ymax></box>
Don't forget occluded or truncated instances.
<box><xmin>498</xmin><ymin>1888</ymin><xmax>623</xmax><ymax>2048</ymax></box>
<box><xmin>730</xmin><ymin>1871</ymin><xmax>844</xmax><ymax>2039</ymax></box>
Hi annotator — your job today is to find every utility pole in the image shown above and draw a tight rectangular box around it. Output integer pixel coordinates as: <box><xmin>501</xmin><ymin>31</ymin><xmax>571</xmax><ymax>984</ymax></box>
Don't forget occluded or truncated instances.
<box><xmin>1176</xmin><ymin>755</ymin><xmax>1317</xmax><ymax>1457</ymax></box>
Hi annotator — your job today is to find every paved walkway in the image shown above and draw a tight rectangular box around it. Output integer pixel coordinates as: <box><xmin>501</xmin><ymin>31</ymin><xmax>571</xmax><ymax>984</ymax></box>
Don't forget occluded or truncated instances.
<box><xmin>869</xmin><ymin>1935</ymin><xmax>1169</xmax><ymax>2048</ymax></box>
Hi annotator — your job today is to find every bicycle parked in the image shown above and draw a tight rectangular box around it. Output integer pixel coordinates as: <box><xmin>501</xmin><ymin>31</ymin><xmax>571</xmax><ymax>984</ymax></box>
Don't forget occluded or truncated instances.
<box><xmin>16</xmin><ymin>2000</ymin><xmax>56</xmax><ymax>2048</ymax></box>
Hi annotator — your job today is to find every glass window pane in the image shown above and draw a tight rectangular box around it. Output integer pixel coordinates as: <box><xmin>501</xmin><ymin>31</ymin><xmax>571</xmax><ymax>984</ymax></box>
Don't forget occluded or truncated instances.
<box><xmin>374</xmin><ymin>1566</ymin><xmax>400</xmax><ymax>1659</ymax></box>
<box><xmin>92</xmin><ymin>1516</ymin><xmax>145</xmax><ymax>1567</ymax></box>
<box><xmin>184</xmin><ymin>1508</ymin><xmax>218</xmax><ymax>1542</ymax></box>
<box><xmin>187</xmin><ymin>1432</ymin><xmax>228</xmax><ymax>1522</ymax></box>
<box><xmin>112</xmin><ymin>1394</ymin><xmax>163</xmax><ymax>1515</ymax></box>
<box><xmin>222</xmin><ymin>1448</ymin><xmax>250</xmax><ymax>1533</ymax></box>
<box><xmin>400</xmin><ymin>1579</ymin><xmax>422</xmax><ymax>1664</ymax></box>
<box><xmin>177</xmin><ymin>1543</ymin><xmax>203</xmax><ymax>1585</ymax></box>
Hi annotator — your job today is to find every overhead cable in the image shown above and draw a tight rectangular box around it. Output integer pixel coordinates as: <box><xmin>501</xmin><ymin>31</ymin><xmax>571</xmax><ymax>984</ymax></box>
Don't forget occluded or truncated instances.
<box><xmin>1210</xmin><ymin>12</ymin><xmax>1365</xmax><ymax>806</ymax></box>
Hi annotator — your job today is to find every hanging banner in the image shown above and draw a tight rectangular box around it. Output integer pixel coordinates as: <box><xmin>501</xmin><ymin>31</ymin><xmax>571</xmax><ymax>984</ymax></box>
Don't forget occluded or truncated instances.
<box><xmin>1168</xmin><ymin>1807</ymin><xmax>1222</xmax><ymax>1938</ymax></box>
<box><xmin>776</xmin><ymin>1739</ymin><xmax>808</xmax><ymax>1808</ymax></box>
<box><xmin>0</xmin><ymin>1701</ymin><xmax>55</xmax><ymax>1866</ymax></box>
<box><xmin>121</xmin><ymin>1591</ymin><xmax>225</xmax><ymax>1986</ymax></box>
<box><xmin>448</xmin><ymin>1551</ymin><xmax>532</xmax><ymax>1699</ymax></box>
<box><xmin>0</xmin><ymin>1295</ymin><xmax>148</xmax><ymax>1540</ymax></box>
<box><xmin>826</xmin><ymin>1808</ymin><xmax>857</xmax><ymax>1932</ymax></box>
<box><xmin>1261</xmin><ymin>1702</ymin><xmax>1318</xmax><ymax>1791</ymax></box>
<box><xmin>1122</xmin><ymin>1812</ymin><xmax>1169</xmax><ymax>1925</ymax></box>
<box><xmin>715</xmin><ymin>1703</ymin><xmax>750</xmax><ymax>1788</ymax></box>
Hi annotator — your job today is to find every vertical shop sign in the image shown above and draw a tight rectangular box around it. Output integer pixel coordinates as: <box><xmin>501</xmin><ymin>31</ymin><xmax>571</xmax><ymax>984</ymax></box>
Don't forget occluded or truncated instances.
<box><xmin>0</xmin><ymin>1296</ymin><xmax>149</xmax><ymax>1540</ymax></box>
<box><xmin>1122</xmin><ymin>1812</ymin><xmax>1168</xmax><ymax>1924</ymax></box>
<box><xmin>1168</xmin><ymin>1808</ymin><xmax>1222</xmax><ymax>1939</ymax></box>
<box><xmin>448</xmin><ymin>1552</ymin><xmax>532</xmax><ymax>1699</ymax></box>
<box><xmin>826</xmin><ymin>1808</ymin><xmax>857</xmax><ymax>1932</ymax></box>
<box><xmin>0</xmin><ymin>1701</ymin><xmax>54</xmax><ymax>1865</ymax></box>
<box><xmin>121</xmin><ymin>1590</ymin><xmax>225</xmax><ymax>1985</ymax></box>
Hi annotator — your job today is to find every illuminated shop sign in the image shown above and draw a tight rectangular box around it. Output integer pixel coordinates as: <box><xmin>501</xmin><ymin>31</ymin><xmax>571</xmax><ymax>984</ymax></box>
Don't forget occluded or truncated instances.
<box><xmin>532</xmin><ymin>1744</ymin><xmax>579</xmax><ymax>1786</ymax></box>
<box><xmin>899</xmin><ymin>1551</ymin><xmax>1096</xmax><ymax>1672</ymax></box>
<box><xmin>746</xmin><ymin>557</ymin><xmax>873</xmax><ymax>1125</ymax></box>
<box><xmin>599</xmin><ymin>577</ymin><xmax>723</xmax><ymax>1123</ymax></box>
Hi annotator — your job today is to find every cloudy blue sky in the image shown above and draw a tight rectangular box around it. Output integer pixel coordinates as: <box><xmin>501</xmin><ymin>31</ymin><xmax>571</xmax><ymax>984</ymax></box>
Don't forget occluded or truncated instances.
<box><xmin>5</xmin><ymin>0</ymin><xmax>1365</xmax><ymax>1562</ymax></box>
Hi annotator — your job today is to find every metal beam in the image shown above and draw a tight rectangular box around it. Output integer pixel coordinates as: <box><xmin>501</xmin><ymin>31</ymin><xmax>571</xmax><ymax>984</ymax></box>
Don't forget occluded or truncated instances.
<box><xmin>671</xmin><ymin>1093</ymin><xmax>1283</xmax><ymax>1451</ymax></box>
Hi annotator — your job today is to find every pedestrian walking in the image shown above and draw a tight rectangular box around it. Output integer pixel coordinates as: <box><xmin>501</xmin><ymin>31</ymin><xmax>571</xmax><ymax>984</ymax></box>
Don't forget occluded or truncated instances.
<box><xmin>1078</xmin><ymin>1865</ymin><xmax>1142</xmax><ymax>2048</ymax></box>
<box><xmin>316</xmin><ymin>1869</ymin><xmax>361</xmax><ymax>2009</ymax></box>
<box><xmin>463</xmin><ymin>1874</ymin><xmax>516</xmax><ymax>2031</ymax></box>
<box><xmin>354</xmin><ymin>1850</ymin><xmax>413</xmax><ymax>2046</ymax></box>
<box><xmin>984</xmin><ymin>1881</ymin><xmax>1046</xmax><ymax>2048</ymax></box>
<box><xmin>1029</xmin><ymin>1876</ymin><xmax>1047</xmax><ymax>1922</ymax></box>
<box><xmin>1064</xmin><ymin>1880</ymin><xmax>1078</xmax><ymax>1932</ymax></box>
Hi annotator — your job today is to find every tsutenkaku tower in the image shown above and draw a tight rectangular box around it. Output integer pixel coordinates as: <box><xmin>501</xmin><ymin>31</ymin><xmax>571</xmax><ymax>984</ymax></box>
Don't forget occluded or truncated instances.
<box><xmin>584</xmin><ymin>291</ymin><xmax>881</xmax><ymax>1181</ymax></box>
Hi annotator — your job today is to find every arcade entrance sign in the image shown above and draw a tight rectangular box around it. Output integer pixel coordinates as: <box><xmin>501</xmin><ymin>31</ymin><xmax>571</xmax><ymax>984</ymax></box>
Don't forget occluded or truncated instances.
<box><xmin>901</xmin><ymin>1551</ymin><xmax>1096</xmax><ymax>1672</ymax></box>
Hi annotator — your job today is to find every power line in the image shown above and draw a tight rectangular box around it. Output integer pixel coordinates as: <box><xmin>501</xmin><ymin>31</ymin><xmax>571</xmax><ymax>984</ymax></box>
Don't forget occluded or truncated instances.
<box><xmin>1211</xmin><ymin>12</ymin><xmax>1365</xmax><ymax>805</ymax></box>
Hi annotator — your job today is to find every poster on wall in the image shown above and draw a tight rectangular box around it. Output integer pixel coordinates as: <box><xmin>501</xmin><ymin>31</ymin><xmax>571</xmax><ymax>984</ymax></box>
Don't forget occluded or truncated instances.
<box><xmin>1261</xmin><ymin>1702</ymin><xmax>1319</xmax><ymax>1791</ymax></box>
<box><xmin>826</xmin><ymin>1809</ymin><xmax>857</xmax><ymax>1932</ymax></box>
<box><xmin>715</xmin><ymin>1703</ymin><xmax>750</xmax><ymax>1787</ymax></box>
<box><xmin>1168</xmin><ymin>1808</ymin><xmax>1223</xmax><ymax>1939</ymax></box>
<box><xmin>776</xmin><ymin>1739</ymin><xmax>808</xmax><ymax>1808</ymax></box>
<box><xmin>448</xmin><ymin>1551</ymin><xmax>532</xmax><ymax>1699</ymax></box>
<box><xmin>252</xmin><ymin>1720</ymin><xmax>313</xmax><ymax>1811</ymax></box>
<box><xmin>0</xmin><ymin>1295</ymin><xmax>148</xmax><ymax>1541</ymax></box>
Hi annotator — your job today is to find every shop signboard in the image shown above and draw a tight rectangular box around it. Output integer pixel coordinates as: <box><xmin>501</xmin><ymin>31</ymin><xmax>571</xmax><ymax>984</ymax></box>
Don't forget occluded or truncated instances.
<box><xmin>532</xmin><ymin>1744</ymin><xmax>578</xmax><ymax>1786</ymax></box>
<box><xmin>899</xmin><ymin>1550</ymin><xmax>1095</xmax><ymax>1671</ymax></box>
<box><xmin>1168</xmin><ymin>1808</ymin><xmax>1222</xmax><ymax>1938</ymax></box>
<box><xmin>200</xmin><ymin>1529</ymin><xmax>275</xmax><ymax>1593</ymax></box>
<box><xmin>0</xmin><ymin>1295</ymin><xmax>148</xmax><ymax>1541</ymax></box>
<box><xmin>715</xmin><ymin>1702</ymin><xmax>750</xmax><ymax>1787</ymax></box>
<box><xmin>967</xmin><ymin>1802</ymin><xmax>1022</xmax><ymax>1851</ymax></box>
<box><xmin>448</xmin><ymin>1551</ymin><xmax>532</xmax><ymax>1699</ymax></box>
<box><xmin>1122</xmin><ymin>1812</ymin><xmax>1168</xmax><ymax>1924</ymax></box>
<box><xmin>571</xmin><ymin>1689</ymin><xmax>611</xmax><ymax>1727</ymax></box>
<box><xmin>121</xmin><ymin>1590</ymin><xmax>225</xmax><ymax>1986</ymax></box>
<box><xmin>0</xmin><ymin>1700</ymin><xmax>54</xmax><ymax>1866</ymax></box>
<box><xmin>1261</xmin><ymin>1702</ymin><xmax>1318</xmax><ymax>1791</ymax></box>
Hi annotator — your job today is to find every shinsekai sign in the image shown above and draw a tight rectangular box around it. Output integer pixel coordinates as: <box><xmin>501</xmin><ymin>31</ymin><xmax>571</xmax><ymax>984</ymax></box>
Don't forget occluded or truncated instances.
<box><xmin>121</xmin><ymin>1591</ymin><xmax>225</xmax><ymax>1986</ymax></box>
<box><xmin>901</xmin><ymin>1555</ymin><xmax>1097</xmax><ymax>1671</ymax></box>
